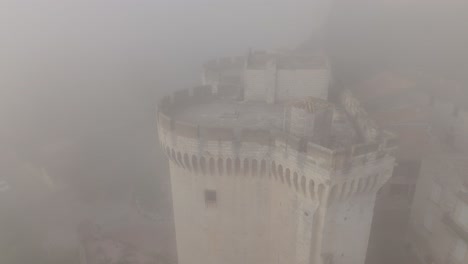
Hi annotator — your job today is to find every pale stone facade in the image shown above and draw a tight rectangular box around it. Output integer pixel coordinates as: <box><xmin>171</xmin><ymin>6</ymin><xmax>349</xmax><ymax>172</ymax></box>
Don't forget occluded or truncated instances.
<box><xmin>158</xmin><ymin>53</ymin><xmax>395</xmax><ymax>264</ymax></box>
<box><xmin>202</xmin><ymin>51</ymin><xmax>330</xmax><ymax>103</ymax></box>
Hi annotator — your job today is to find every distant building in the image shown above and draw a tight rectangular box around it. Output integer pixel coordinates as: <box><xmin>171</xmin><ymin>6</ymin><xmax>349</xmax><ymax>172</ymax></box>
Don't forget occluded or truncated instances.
<box><xmin>157</xmin><ymin>51</ymin><xmax>396</xmax><ymax>264</ymax></box>
<box><xmin>408</xmin><ymin>83</ymin><xmax>468</xmax><ymax>264</ymax></box>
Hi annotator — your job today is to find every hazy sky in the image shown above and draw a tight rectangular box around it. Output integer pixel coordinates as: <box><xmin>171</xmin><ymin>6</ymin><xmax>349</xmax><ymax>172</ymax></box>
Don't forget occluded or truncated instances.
<box><xmin>0</xmin><ymin>0</ymin><xmax>332</xmax><ymax>146</ymax></box>
<box><xmin>2</xmin><ymin>0</ymin><xmax>467</xmax><ymax>146</ymax></box>
<box><xmin>0</xmin><ymin>0</ymin><xmax>330</xmax><ymax>88</ymax></box>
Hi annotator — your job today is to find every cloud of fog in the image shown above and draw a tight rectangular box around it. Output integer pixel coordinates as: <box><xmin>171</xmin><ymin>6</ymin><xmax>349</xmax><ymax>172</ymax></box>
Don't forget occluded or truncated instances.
<box><xmin>0</xmin><ymin>0</ymin><xmax>331</xmax><ymax>143</ymax></box>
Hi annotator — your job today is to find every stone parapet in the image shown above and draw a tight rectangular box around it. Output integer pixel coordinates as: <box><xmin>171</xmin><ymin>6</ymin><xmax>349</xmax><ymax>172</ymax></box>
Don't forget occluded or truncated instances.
<box><xmin>157</xmin><ymin>86</ymin><xmax>396</xmax><ymax>175</ymax></box>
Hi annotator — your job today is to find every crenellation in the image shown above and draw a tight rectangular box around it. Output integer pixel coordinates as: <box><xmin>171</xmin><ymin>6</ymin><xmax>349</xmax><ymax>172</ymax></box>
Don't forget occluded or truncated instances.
<box><xmin>159</xmin><ymin>84</ymin><xmax>394</xmax><ymax>168</ymax></box>
<box><xmin>340</xmin><ymin>89</ymin><xmax>379</xmax><ymax>142</ymax></box>
<box><xmin>159</xmin><ymin>52</ymin><xmax>396</xmax><ymax>264</ymax></box>
<box><xmin>160</xmin><ymin>117</ymin><xmax>392</xmax><ymax>180</ymax></box>
<box><xmin>162</xmin><ymin>145</ymin><xmax>337</xmax><ymax>195</ymax></box>
<box><xmin>161</xmin><ymin>114</ymin><xmax>392</xmax><ymax>177</ymax></box>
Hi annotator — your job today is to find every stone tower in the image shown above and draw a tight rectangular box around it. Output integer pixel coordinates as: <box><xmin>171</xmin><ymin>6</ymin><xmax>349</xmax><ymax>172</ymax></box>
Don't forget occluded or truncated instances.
<box><xmin>157</xmin><ymin>51</ymin><xmax>396</xmax><ymax>264</ymax></box>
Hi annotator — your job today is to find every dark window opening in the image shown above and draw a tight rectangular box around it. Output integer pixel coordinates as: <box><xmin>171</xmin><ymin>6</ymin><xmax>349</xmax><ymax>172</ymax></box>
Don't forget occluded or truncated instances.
<box><xmin>205</xmin><ymin>190</ymin><xmax>217</xmax><ymax>207</ymax></box>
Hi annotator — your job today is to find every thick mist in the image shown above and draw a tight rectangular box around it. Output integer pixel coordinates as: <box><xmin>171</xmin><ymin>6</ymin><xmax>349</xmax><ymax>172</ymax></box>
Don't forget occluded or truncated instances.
<box><xmin>0</xmin><ymin>1</ymin><xmax>329</xmax><ymax>264</ymax></box>
<box><xmin>1</xmin><ymin>1</ymin><xmax>468</xmax><ymax>264</ymax></box>
<box><xmin>0</xmin><ymin>0</ymin><xmax>328</xmax><ymax>152</ymax></box>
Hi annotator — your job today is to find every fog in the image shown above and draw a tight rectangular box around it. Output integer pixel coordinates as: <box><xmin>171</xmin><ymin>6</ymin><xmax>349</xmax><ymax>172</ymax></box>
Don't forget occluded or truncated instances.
<box><xmin>0</xmin><ymin>0</ymin><xmax>328</xmax><ymax>150</ymax></box>
<box><xmin>1</xmin><ymin>1</ymin><xmax>467</xmax><ymax>264</ymax></box>
<box><xmin>0</xmin><ymin>1</ymin><xmax>330</xmax><ymax>263</ymax></box>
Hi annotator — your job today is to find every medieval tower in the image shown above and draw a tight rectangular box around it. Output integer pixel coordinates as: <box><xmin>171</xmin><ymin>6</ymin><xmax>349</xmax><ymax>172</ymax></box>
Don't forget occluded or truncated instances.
<box><xmin>157</xmin><ymin>51</ymin><xmax>397</xmax><ymax>264</ymax></box>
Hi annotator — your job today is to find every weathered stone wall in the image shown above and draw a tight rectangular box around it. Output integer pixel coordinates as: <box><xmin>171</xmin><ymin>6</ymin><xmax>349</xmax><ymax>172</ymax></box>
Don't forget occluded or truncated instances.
<box><xmin>320</xmin><ymin>159</ymin><xmax>394</xmax><ymax>264</ymax></box>
<box><xmin>341</xmin><ymin>89</ymin><xmax>379</xmax><ymax>142</ymax></box>
<box><xmin>322</xmin><ymin>196</ymin><xmax>376</xmax><ymax>264</ymax></box>
<box><xmin>276</xmin><ymin>68</ymin><xmax>329</xmax><ymax>101</ymax></box>
<box><xmin>243</xmin><ymin>66</ymin><xmax>330</xmax><ymax>103</ymax></box>
<box><xmin>286</xmin><ymin>104</ymin><xmax>333</xmax><ymax>145</ymax></box>
<box><xmin>168</xmin><ymin>156</ymin><xmax>319</xmax><ymax>264</ymax></box>
<box><xmin>288</xmin><ymin>106</ymin><xmax>314</xmax><ymax>137</ymax></box>
<box><xmin>157</xmin><ymin>86</ymin><xmax>395</xmax><ymax>175</ymax></box>
<box><xmin>205</xmin><ymin>53</ymin><xmax>331</xmax><ymax>104</ymax></box>
<box><xmin>202</xmin><ymin>56</ymin><xmax>245</xmax><ymax>96</ymax></box>
<box><xmin>157</xmin><ymin>86</ymin><xmax>396</xmax><ymax>264</ymax></box>
<box><xmin>244</xmin><ymin>68</ymin><xmax>268</xmax><ymax>101</ymax></box>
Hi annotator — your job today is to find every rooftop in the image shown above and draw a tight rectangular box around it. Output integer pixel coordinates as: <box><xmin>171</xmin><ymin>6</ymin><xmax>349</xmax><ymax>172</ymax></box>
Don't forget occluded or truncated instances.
<box><xmin>173</xmin><ymin>99</ymin><xmax>284</xmax><ymax>131</ymax></box>
<box><xmin>170</xmin><ymin>96</ymin><xmax>359</xmax><ymax>149</ymax></box>
<box><xmin>158</xmin><ymin>86</ymin><xmax>398</xmax><ymax>173</ymax></box>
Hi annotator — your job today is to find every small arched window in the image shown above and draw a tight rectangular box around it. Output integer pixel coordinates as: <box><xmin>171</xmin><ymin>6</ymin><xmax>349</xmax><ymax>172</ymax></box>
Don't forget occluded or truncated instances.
<box><xmin>171</xmin><ymin>149</ymin><xmax>177</xmax><ymax>163</ymax></box>
<box><xmin>293</xmin><ymin>173</ymin><xmax>299</xmax><ymax>191</ymax></box>
<box><xmin>251</xmin><ymin>159</ymin><xmax>258</xmax><ymax>177</ymax></box>
<box><xmin>192</xmin><ymin>155</ymin><xmax>198</xmax><ymax>173</ymax></box>
<box><xmin>271</xmin><ymin>161</ymin><xmax>277</xmax><ymax>178</ymax></box>
<box><xmin>177</xmin><ymin>152</ymin><xmax>184</xmax><ymax>168</ymax></box>
<box><xmin>243</xmin><ymin>159</ymin><xmax>250</xmax><ymax>176</ymax></box>
<box><xmin>218</xmin><ymin>158</ymin><xmax>224</xmax><ymax>175</ymax></box>
<box><xmin>235</xmin><ymin>157</ymin><xmax>241</xmax><ymax>175</ymax></box>
<box><xmin>209</xmin><ymin>158</ymin><xmax>215</xmax><ymax>175</ymax></box>
<box><xmin>199</xmin><ymin>157</ymin><xmax>206</xmax><ymax>174</ymax></box>
<box><xmin>285</xmin><ymin>169</ymin><xmax>291</xmax><ymax>187</ymax></box>
<box><xmin>278</xmin><ymin>165</ymin><xmax>283</xmax><ymax>182</ymax></box>
<box><xmin>184</xmin><ymin>153</ymin><xmax>191</xmax><ymax>171</ymax></box>
<box><xmin>260</xmin><ymin>160</ymin><xmax>266</xmax><ymax>176</ymax></box>
<box><xmin>301</xmin><ymin>176</ymin><xmax>307</xmax><ymax>195</ymax></box>
<box><xmin>309</xmin><ymin>180</ymin><xmax>315</xmax><ymax>199</ymax></box>
<box><xmin>226</xmin><ymin>158</ymin><xmax>232</xmax><ymax>176</ymax></box>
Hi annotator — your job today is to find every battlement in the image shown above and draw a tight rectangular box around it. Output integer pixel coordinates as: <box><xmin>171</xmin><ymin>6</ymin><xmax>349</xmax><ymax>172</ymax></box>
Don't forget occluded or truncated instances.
<box><xmin>340</xmin><ymin>89</ymin><xmax>380</xmax><ymax>142</ymax></box>
<box><xmin>157</xmin><ymin>86</ymin><xmax>396</xmax><ymax>174</ymax></box>
<box><xmin>162</xmin><ymin>48</ymin><xmax>396</xmax><ymax>264</ymax></box>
